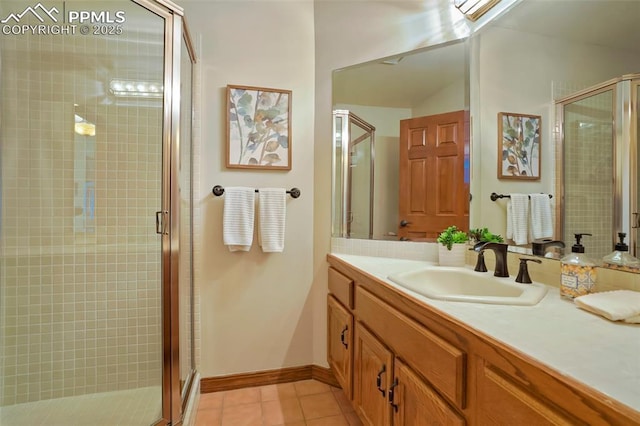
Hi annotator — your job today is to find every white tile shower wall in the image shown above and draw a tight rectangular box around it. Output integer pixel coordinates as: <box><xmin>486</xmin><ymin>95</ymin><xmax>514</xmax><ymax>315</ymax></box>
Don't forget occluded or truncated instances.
<box><xmin>331</xmin><ymin>237</ymin><xmax>438</xmax><ymax>262</ymax></box>
<box><xmin>0</xmin><ymin>24</ymin><xmax>163</xmax><ymax>404</ymax></box>
<box><xmin>553</xmin><ymin>82</ymin><xmax>613</xmax><ymax>259</ymax></box>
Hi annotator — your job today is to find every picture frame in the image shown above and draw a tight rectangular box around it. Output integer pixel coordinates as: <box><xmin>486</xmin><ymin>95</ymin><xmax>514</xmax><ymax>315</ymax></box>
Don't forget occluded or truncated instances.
<box><xmin>226</xmin><ymin>84</ymin><xmax>292</xmax><ymax>170</ymax></box>
<box><xmin>497</xmin><ymin>112</ymin><xmax>541</xmax><ymax>180</ymax></box>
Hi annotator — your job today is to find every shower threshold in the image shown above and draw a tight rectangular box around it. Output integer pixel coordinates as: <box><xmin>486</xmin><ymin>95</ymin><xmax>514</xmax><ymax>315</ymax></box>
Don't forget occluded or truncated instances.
<box><xmin>0</xmin><ymin>386</ymin><xmax>161</xmax><ymax>426</ymax></box>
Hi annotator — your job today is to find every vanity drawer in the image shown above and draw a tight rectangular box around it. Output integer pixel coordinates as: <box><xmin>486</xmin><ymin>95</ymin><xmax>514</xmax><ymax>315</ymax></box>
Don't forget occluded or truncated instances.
<box><xmin>355</xmin><ymin>286</ymin><xmax>466</xmax><ymax>408</ymax></box>
<box><xmin>329</xmin><ymin>267</ymin><xmax>354</xmax><ymax>309</ymax></box>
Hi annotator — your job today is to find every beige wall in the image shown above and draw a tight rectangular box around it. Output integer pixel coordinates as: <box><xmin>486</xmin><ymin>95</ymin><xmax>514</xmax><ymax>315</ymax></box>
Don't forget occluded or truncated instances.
<box><xmin>412</xmin><ymin>80</ymin><xmax>466</xmax><ymax>117</ymax></box>
<box><xmin>185</xmin><ymin>1</ymin><xmax>316</xmax><ymax>377</ymax></box>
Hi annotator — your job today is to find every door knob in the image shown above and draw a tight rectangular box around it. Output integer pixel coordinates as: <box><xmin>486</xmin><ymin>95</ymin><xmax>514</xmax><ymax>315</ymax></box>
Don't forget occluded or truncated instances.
<box><xmin>400</xmin><ymin>220</ymin><xmax>410</xmax><ymax>227</ymax></box>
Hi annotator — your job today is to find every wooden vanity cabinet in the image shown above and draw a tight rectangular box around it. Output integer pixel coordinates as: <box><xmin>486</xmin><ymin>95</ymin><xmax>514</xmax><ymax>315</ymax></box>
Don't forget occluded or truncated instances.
<box><xmin>392</xmin><ymin>359</ymin><xmax>465</xmax><ymax>426</ymax></box>
<box><xmin>327</xmin><ymin>295</ymin><xmax>353</xmax><ymax>399</ymax></box>
<box><xmin>353</xmin><ymin>286</ymin><xmax>467</xmax><ymax>425</ymax></box>
<box><xmin>326</xmin><ymin>256</ymin><xmax>640</xmax><ymax>426</ymax></box>
<box><xmin>476</xmin><ymin>359</ymin><xmax>577</xmax><ymax>425</ymax></box>
<box><xmin>327</xmin><ymin>267</ymin><xmax>354</xmax><ymax>399</ymax></box>
<box><xmin>354</xmin><ymin>322</ymin><xmax>393</xmax><ymax>426</ymax></box>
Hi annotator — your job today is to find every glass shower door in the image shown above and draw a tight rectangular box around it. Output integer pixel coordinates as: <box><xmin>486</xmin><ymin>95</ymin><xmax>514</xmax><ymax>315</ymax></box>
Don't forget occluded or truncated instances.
<box><xmin>0</xmin><ymin>1</ymin><xmax>167</xmax><ymax>424</ymax></box>
<box><xmin>332</xmin><ymin>110</ymin><xmax>375</xmax><ymax>239</ymax></box>
<box><xmin>179</xmin><ymin>29</ymin><xmax>195</xmax><ymax>401</ymax></box>
<box><xmin>634</xmin><ymin>82</ymin><xmax>640</xmax><ymax>256</ymax></box>
<box><xmin>562</xmin><ymin>88</ymin><xmax>615</xmax><ymax>259</ymax></box>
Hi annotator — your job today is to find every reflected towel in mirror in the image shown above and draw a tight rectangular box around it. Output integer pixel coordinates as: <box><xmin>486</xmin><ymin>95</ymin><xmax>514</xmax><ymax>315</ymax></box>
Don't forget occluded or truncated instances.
<box><xmin>506</xmin><ymin>193</ymin><xmax>529</xmax><ymax>245</ymax></box>
<box><xmin>530</xmin><ymin>193</ymin><xmax>553</xmax><ymax>239</ymax></box>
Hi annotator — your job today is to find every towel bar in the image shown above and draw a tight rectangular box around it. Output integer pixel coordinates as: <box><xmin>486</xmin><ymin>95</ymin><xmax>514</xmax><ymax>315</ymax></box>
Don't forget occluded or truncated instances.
<box><xmin>212</xmin><ymin>185</ymin><xmax>301</xmax><ymax>199</ymax></box>
<box><xmin>490</xmin><ymin>192</ymin><xmax>552</xmax><ymax>202</ymax></box>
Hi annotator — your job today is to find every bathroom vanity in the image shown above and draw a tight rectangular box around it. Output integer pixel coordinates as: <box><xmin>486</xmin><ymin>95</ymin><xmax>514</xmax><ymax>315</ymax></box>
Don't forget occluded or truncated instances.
<box><xmin>327</xmin><ymin>254</ymin><xmax>640</xmax><ymax>425</ymax></box>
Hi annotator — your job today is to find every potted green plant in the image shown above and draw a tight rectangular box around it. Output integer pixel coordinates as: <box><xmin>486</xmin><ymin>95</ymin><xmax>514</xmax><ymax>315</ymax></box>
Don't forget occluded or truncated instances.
<box><xmin>436</xmin><ymin>225</ymin><xmax>469</xmax><ymax>266</ymax></box>
<box><xmin>468</xmin><ymin>227</ymin><xmax>504</xmax><ymax>245</ymax></box>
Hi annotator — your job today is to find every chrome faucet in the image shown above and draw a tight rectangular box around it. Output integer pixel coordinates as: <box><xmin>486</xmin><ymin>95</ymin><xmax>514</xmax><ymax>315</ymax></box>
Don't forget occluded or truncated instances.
<box><xmin>474</xmin><ymin>242</ymin><xmax>509</xmax><ymax>277</ymax></box>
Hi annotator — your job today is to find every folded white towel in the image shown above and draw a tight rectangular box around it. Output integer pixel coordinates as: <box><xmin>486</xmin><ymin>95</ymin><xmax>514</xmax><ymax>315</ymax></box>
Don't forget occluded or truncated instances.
<box><xmin>530</xmin><ymin>193</ymin><xmax>553</xmax><ymax>239</ymax></box>
<box><xmin>223</xmin><ymin>187</ymin><xmax>255</xmax><ymax>252</ymax></box>
<box><xmin>506</xmin><ymin>194</ymin><xmax>529</xmax><ymax>245</ymax></box>
<box><xmin>574</xmin><ymin>290</ymin><xmax>640</xmax><ymax>324</ymax></box>
<box><xmin>258</xmin><ymin>188</ymin><xmax>286</xmax><ymax>253</ymax></box>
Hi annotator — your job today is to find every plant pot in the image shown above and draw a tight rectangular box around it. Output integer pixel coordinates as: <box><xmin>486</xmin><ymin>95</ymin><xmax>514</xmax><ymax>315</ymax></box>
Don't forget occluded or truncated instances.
<box><xmin>438</xmin><ymin>243</ymin><xmax>467</xmax><ymax>267</ymax></box>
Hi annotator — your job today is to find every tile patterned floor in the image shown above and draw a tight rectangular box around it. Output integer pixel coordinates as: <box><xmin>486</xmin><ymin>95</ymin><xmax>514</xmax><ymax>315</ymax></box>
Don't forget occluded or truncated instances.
<box><xmin>195</xmin><ymin>379</ymin><xmax>363</xmax><ymax>426</ymax></box>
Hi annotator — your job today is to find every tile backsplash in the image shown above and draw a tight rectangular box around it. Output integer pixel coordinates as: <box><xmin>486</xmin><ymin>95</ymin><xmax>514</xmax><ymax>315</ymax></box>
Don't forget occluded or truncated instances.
<box><xmin>331</xmin><ymin>237</ymin><xmax>438</xmax><ymax>261</ymax></box>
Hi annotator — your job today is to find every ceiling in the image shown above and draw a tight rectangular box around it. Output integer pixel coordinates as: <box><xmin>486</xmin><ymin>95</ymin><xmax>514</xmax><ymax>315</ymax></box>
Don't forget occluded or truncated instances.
<box><xmin>494</xmin><ymin>0</ymin><xmax>640</xmax><ymax>55</ymax></box>
<box><xmin>332</xmin><ymin>41</ymin><xmax>466</xmax><ymax>109</ymax></box>
<box><xmin>333</xmin><ymin>0</ymin><xmax>640</xmax><ymax>109</ymax></box>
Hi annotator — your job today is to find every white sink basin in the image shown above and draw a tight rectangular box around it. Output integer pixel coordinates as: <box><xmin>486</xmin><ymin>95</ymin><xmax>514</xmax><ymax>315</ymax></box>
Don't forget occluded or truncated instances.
<box><xmin>388</xmin><ymin>266</ymin><xmax>548</xmax><ymax>306</ymax></box>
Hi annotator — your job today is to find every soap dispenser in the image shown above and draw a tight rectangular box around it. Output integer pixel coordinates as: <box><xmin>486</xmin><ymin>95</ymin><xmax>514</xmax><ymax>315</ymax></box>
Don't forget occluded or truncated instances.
<box><xmin>603</xmin><ymin>233</ymin><xmax>640</xmax><ymax>271</ymax></box>
<box><xmin>560</xmin><ymin>233</ymin><xmax>597</xmax><ymax>299</ymax></box>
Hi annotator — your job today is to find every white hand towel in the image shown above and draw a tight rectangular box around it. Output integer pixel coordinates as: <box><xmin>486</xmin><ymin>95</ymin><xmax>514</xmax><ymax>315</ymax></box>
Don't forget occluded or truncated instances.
<box><xmin>223</xmin><ymin>187</ymin><xmax>255</xmax><ymax>252</ymax></box>
<box><xmin>574</xmin><ymin>290</ymin><xmax>640</xmax><ymax>324</ymax></box>
<box><xmin>530</xmin><ymin>193</ymin><xmax>553</xmax><ymax>239</ymax></box>
<box><xmin>506</xmin><ymin>194</ymin><xmax>529</xmax><ymax>245</ymax></box>
<box><xmin>258</xmin><ymin>188</ymin><xmax>286</xmax><ymax>253</ymax></box>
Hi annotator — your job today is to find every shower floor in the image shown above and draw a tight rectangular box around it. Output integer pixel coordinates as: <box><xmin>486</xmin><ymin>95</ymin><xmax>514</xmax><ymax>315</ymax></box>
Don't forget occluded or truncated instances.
<box><xmin>0</xmin><ymin>386</ymin><xmax>161</xmax><ymax>426</ymax></box>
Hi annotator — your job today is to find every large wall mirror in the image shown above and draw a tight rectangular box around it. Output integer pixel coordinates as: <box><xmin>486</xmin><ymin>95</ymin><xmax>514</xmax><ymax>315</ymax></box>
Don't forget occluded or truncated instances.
<box><xmin>331</xmin><ymin>40</ymin><xmax>469</xmax><ymax>241</ymax></box>
<box><xmin>331</xmin><ymin>0</ymin><xmax>640</xmax><ymax>271</ymax></box>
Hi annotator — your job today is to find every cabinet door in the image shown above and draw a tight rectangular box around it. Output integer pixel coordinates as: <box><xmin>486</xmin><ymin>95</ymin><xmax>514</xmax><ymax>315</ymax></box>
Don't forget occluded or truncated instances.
<box><xmin>477</xmin><ymin>359</ymin><xmax>576</xmax><ymax>425</ymax></box>
<box><xmin>354</xmin><ymin>322</ymin><xmax>393</xmax><ymax>426</ymax></box>
<box><xmin>327</xmin><ymin>295</ymin><xmax>353</xmax><ymax>399</ymax></box>
<box><xmin>356</xmin><ymin>286</ymin><xmax>466</xmax><ymax>408</ymax></box>
<box><xmin>391</xmin><ymin>360</ymin><xmax>465</xmax><ymax>426</ymax></box>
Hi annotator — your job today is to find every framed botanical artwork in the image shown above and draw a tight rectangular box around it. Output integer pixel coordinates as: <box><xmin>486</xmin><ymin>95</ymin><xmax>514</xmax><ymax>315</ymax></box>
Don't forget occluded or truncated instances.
<box><xmin>498</xmin><ymin>112</ymin><xmax>541</xmax><ymax>180</ymax></box>
<box><xmin>226</xmin><ymin>85</ymin><xmax>292</xmax><ymax>170</ymax></box>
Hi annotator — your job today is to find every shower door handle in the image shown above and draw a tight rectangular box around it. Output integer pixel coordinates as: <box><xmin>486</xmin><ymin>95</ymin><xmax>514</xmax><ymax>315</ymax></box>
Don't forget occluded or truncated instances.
<box><xmin>155</xmin><ymin>210</ymin><xmax>168</xmax><ymax>235</ymax></box>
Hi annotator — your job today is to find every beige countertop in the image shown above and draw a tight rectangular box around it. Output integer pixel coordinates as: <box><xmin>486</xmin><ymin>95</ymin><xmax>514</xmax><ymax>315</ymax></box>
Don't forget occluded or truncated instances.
<box><xmin>331</xmin><ymin>253</ymin><xmax>640</xmax><ymax>413</ymax></box>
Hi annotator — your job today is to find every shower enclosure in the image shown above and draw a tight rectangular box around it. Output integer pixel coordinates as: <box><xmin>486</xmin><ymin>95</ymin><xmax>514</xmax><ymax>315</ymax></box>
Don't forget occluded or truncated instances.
<box><xmin>556</xmin><ymin>74</ymin><xmax>639</xmax><ymax>259</ymax></box>
<box><xmin>332</xmin><ymin>110</ymin><xmax>375</xmax><ymax>239</ymax></box>
<box><xmin>0</xmin><ymin>1</ymin><xmax>196</xmax><ymax>425</ymax></box>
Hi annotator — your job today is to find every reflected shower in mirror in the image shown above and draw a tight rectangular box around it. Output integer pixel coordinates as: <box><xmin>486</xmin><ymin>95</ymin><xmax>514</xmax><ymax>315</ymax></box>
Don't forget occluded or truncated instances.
<box><xmin>556</xmin><ymin>75</ymin><xmax>640</xmax><ymax>260</ymax></box>
<box><xmin>331</xmin><ymin>40</ymin><xmax>469</xmax><ymax>241</ymax></box>
<box><xmin>482</xmin><ymin>0</ymin><xmax>640</xmax><ymax>265</ymax></box>
<box><xmin>333</xmin><ymin>110</ymin><xmax>376</xmax><ymax>239</ymax></box>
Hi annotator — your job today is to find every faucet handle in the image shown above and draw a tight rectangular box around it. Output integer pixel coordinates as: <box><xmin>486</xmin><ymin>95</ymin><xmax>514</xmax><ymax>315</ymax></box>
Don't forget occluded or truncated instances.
<box><xmin>516</xmin><ymin>258</ymin><xmax>542</xmax><ymax>284</ymax></box>
<box><xmin>473</xmin><ymin>250</ymin><xmax>488</xmax><ymax>272</ymax></box>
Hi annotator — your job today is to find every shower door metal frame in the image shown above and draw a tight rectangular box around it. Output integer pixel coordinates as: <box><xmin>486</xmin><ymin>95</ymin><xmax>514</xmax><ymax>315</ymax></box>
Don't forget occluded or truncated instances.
<box><xmin>332</xmin><ymin>110</ymin><xmax>376</xmax><ymax>239</ymax></box>
<box><xmin>132</xmin><ymin>1</ymin><xmax>196</xmax><ymax>425</ymax></box>
<box><xmin>630</xmin><ymin>78</ymin><xmax>639</xmax><ymax>256</ymax></box>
